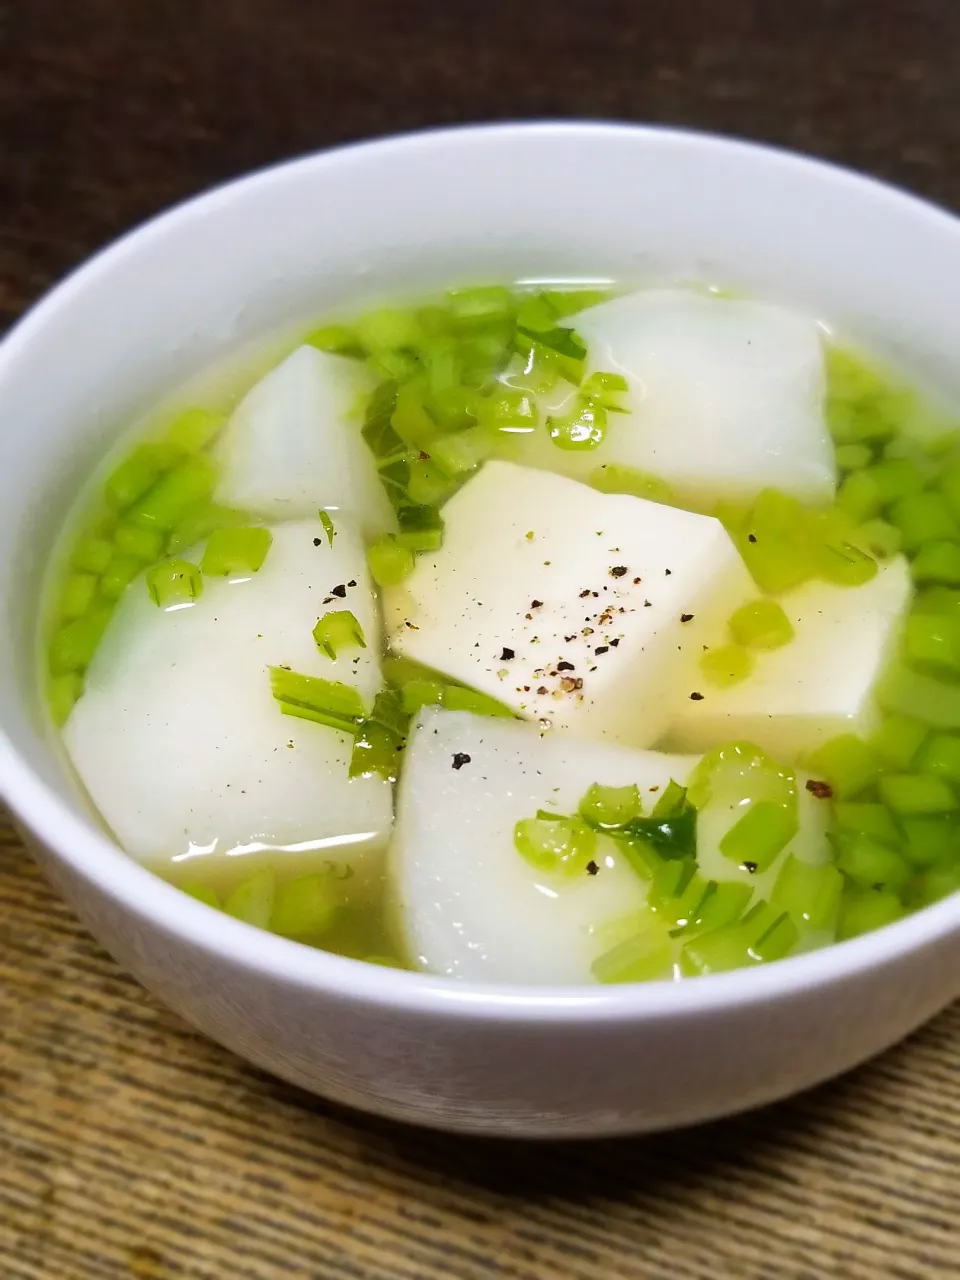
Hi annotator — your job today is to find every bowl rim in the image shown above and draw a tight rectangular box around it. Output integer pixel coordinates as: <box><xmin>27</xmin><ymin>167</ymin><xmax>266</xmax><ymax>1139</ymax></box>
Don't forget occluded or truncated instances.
<box><xmin>2</xmin><ymin>118</ymin><xmax>959</xmax><ymax>1024</ymax></box>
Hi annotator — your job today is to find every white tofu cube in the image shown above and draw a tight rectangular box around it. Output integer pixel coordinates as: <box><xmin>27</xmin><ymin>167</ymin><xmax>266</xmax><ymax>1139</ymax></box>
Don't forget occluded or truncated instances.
<box><xmin>667</xmin><ymin>557</ymin><xmax>912</xmax><ymax>759</ymax></box>
<box><xmin>390</xmin><ymin>708</ymin><xmax>698</xmax><ymax>983</ymax></box>
<box><xmin>388</xmin><ymin>461</ymin><xmax>756</xmax><ymax>749</ymax></box>
<box><xmin>64</xmin><ymin>518</ymin><xmax>392</xmax><ymax>878</ymax></box>
<box><xmin>215</xmin><ymin>345</ymin><xmax>396</xmax><ymax>538</ymax></box>
<box><xmin>499</xmin><ymin>289</ymin><xmax>836</xmax><ymax>509</ymax></box>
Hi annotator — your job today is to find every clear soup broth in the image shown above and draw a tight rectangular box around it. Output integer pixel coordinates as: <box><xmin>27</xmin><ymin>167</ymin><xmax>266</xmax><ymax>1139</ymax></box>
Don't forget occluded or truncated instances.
<box><xmin>40</xmin><ymin>282</ymin><xmax>960</xmax><ymax>984</ymax></box>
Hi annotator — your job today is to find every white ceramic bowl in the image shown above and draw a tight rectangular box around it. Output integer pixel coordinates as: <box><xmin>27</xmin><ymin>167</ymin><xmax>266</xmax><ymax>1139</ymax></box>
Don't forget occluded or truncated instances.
<box><xmin>2</xmin><ymin>123</ymin><xmax>959</xmax><ymax>1138</ymax></box>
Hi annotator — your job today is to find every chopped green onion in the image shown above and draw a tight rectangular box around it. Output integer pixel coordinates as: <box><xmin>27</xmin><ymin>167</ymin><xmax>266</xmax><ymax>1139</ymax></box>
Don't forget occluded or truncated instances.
<box><xmin>367</xmin><ymin>536</ymin><xmax>415</xmax><ymax>587</ymax></box>
<box><xmin>805</xmin><ymin>734</ymin><xmax>882</xmax><ymax>800</ymax></box>
<box><xmin>181</xmin><ymin>881</ymin><xmax>220</xmax><ymax>909</ymax></box>
<box><xmin>223</xmin><ymin>868</ymin><xmax>275</xmax><ymax>929</ymax></box>
<box><xmin>429</xmin><ymin>426</ymin><xmax>495</xmax><ymax>477</ymax></box>
<box><xmin>391</xmin><ymin>380</ymin><xmax>439</xmax><ymax>448</ymax></box>
<box><xmin>513</xmin><ymin>812</ymin><xmax>597</xmax><ymax>875</ymax></box>
<box><xmin>837</xmin><ymin>886</ymin><xmax>904</xmax><ymax>940</ymax></box>
<box><xmin>900</xmin><ymin>816</ymin><xmax>958</xmax><ymax>868</ymax></box>
<box><xmin>700</xmin><ymin>644</ymin><xmax>754</xmax><ymax>687</ymax></box>
<box><xmin>164</xmin><ymin>407</ymin><xmax>225</xmax><ymax>453</ymax></box>
<box><xmin>313</xmin><ymin>610</ymin><xmax>366</xmax><ymax>660</ymax></box>
<box><xmin>105</xmin><ymin>442</ymin><xmax>181</xmax><ymax>509</ymax></box>
<box><xmin>165</xmin><ymin>503</ymin><xmax>249</xmax><ymax>556</ymax></box>
<box><xmin>99</xmin><ymin>553</ymin><xmax>144</xmax><ymax>601</ymax></box>
<box><xmin>619</xmin><ymin>782</ymin><xmax>697</xmax><ymax>859</ymax></box>
<box><xmin>355</xmin><ymin>307</ymin><xmax>423</xmax><ymax>352</ymax></box>
<box><xmin>592</xmin><ymin>925</ymin><xmax>675</xmax><ymax>983</ymax></box>
<box><xmin>447</xmin><ymin>285</ymin><xmax>515</xmax><ymax>327</ymax></box>
<box><xmin>201</xmin><ymin>525</ymin><xmax>273</xmax><ymax>576</ymax></box>
<box><xmin>268</xmin><ymin>666</ymin><xmax>365</xmax><ymax>734</ymax></box>
<box><xmin>47</xmin><ymin>672</ymin><xmax>84</xmax><ymax>726</ymax></box>
<box><xmin>878</xmin><ymin>772</ymin><xmax>958</xmax><ymax>815</ymax></box>
<box><xmin>917</xmin><ymin>732</ymin><xmax>960</xmax><ymax>783</ymax></box>
<box><xmin>146</xmin><ymin>559</ymin><xmax>202</xmax><ymax>609</ymax></box>
<box><xmin>395</xmin><ymin>504</ymin><xmax>444</xmax><ymax>552</ymax></box>
<box><xmin>728</xmin><ymin>599</ymin><xmax>794</xmax><ymax>650</ymax></box>
<box><xmin>270</xmin><ymin>873</ymin><xmax>339</xmax><ymax>939</ymax></box>
<box><xmin>855</xmin><ymin>518</ymin><xmax>902</xmax><ymax>560</ymax></box>
<box><xmin>128</xmin><ymin>454</ymin><xmax>217</xmax><ymax>532</ymax></box>
<box><xmin>406</xmin><ymin>458</ymin><xmax>457</xmax><ymax>507</ymax></box>
<box><xmin>870</xmin><ymin>714</ymin><xmax>928</xmax><ymax>769</ymax></box>
<box><xmin>114</xmin><ymin>521</ymin><xmax>164</xmax><ymax>563</ymax></box>
<box><xmin>589</xmin><ymin>464</ymin><xmax>675</xmax><ymax>505</ymax></box>
<box><xmin>49</xmin><ymin>606</ymin><xmax>113</xmax><ymax>675</ymax></box>
<box><xmin>687</xmin><ymin>881</ymin><xmax>753</xmax><ymax>934</ymax></box>
<box><xmin>903</xmin><ymin>612</ymin><xmax>960</xmax><ymax>675</ymax></box>
<box><xmin>833</xmin><ymin>801</ymin><xmax>902</xmax><ymax>847</ymax></box>
<box><xmin>719</xmin><ymin>800</ymin><xmax>799</xmax><ymax>872</ymax></box>
<box><xmin>889</xmin><ymin>491</ymin><xmax>959</xmax><ymax>550</ymax></box>
<box><xmin>548</xmin><ymin>401</ymin><xmax>606</xmax><ymax>451</ymax></box>
<box><xmin>910</xmin><ymin>540</ymin><xmax>960</xmax><ymax>586</ymax></box>
<box><xmin>318</xmin><ymin>511</ymin><xmax>336</xmax><ymax>547</ymax></box>
<box><xmin>579</xmin><ymin>782</ymin><xmax>642</xmax><ymax>829</ymax></box>
<box><xmin>836</xmin><ymin>832</ymin><xmax>912</xmax><ymax>893</ymax></box>
<box><xmin>876</xmin><ymin>662</ymin><xmax>960</xmax><ymax>727</ymax></box>
<box><xmin>58</xmin><ymin>573</ymin><xmax>98</xmax><ymax>621</ymax></box>
<box><xmin>71</xmin><ymin>534</ymin><xmax>114</xmax><ymax>575</ymax></box>
<box><xmin>580</xmin><ymin>371</ymin><xmax>629</xmax><ymax>411</ymax></box>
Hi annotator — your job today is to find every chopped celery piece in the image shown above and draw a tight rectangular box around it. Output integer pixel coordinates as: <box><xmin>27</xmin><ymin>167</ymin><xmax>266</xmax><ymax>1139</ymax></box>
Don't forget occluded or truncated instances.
<box><xmin>805</xmin><ymin>734</ymin><xmax>882</xmax><ymax>800</ymax></box>
<box><xmin>750</xmin><ymin>911</ymin><xmax>800</xmax><ymax>963</ymax></box>
<box><xmin>517</xmin><ymin>322</ymin><xmax>586</xmax><ymax>367</ymax></box>
<box><xmin>688</xmin><ymin>740</ymin><xmax>797</xmax><ymax>812</ymax></box>
<box><xmin>647</xmin><ymin>857</ymin><xmax>697</xmax><ymax>909</ymax></box>
<box><xmin>430</xmin><ymin>384</ymin><xmax>481</xmax><ymax>431</ymax></box>
<box><xmin>355</xmin><ymin>307</ymin><xmax>422</xmax><ymax>352</ymax></box>
<box><xmin>318</xmin><ymin>510</ymin><xmax>336</xmax><ymax>547</ymax></box>
<box><xmin>700</xmin><ymin>644</ymin><xmax>754</xmax><ymax>687</ymax></box>
<box><xmin>914</xmin><ymin>859</ymin><xmax>960</xmax><ymax>906</ymax></box>
<box><xmin>391</xmin><ymin>380</ymin><xmax>438</xmax><ymax>447</ymax></box>
<box><xmin>441</xmin><ymin>683</ymin><xmax>516</xmax><ymax>718</ymax></box>
<box><xmin>99</xmin><ymin>553</ymin><xmax>143</xmax><ymax>601</ymax></box>
<box><xmin>72</xmin><ymin>533</ymin><xmax>114</xmax><ymax>575</ymax></box>
<box><xmin>728</xmin><ymin>599</ymin><xmax>794</xmax><ymax>650</ymax></box>
<box><xmin>901</xmin><ymin>816</ymin><xmax>958</xmax><ymax>867</ymax></box>
<box><xmin>406</xmin><ymin>458</ymin><xmax>457</xmax><ymax>507</ymax></box>
<box><xmin>719</xmin><ymin>800</ymin><xmax>799</xmax><ymax>872</ymax></box>
<box><xmin>429</xmin><ymin>426</ymin><xmax>495</xmax><ymax>477</ymax></box>
<box><xmin>304</xmin><ymin>323</ymin><xmax>363</xmax><ymax>356</ymax></box>
<box><xmin>105</xmin><ymin>442</ymin><xmax>180</xmax><ymax>509</ymax></box>
<box><xmin>181</xmin><ymin>881</ymin><xmax>220</xmax><ymax>909</ymax></box>
<box><xmin>395</xmin><ymin>505</ymin><xmax>444</xmax><ymax>552</ymax></box>
<box><xmin>619</xmin><ymin>837</ymin><xmax>666</xmax><ymax>882</ymax></box>
<box><xmin>350</xmin><ymin>718</ymin><xmax>401</xmax><ymax>781</ymax></box>
<box><xmin>128</xmin><ymin>454</ymin><xmax>217</xmax><ymax>532</ymax></box>
<box><xmin>910</xmin><ymin>540</ymin><xmax>960</xmax><ymax>585</ymax></box>
<box><xmin>837</xmin><ymin>470</ymin><xmax>883</xmax><ymax>523</ymax></box>
<box><xmin>548</xmin><ymin>400</ymin><xmax>606</xmax><ymax>451</ymax></box>
<box><xmin>579</xmin><ymin>782</ymin><xmax>642</xmax><ymax>830</ymax></box>
<box><xmin>367</xmin><ymin>536</ymin><xmax>415</xmax><ymax>587</ymax></box>
<box><xmin>313</xmin><ymin>609</ymin><xmax>366</xmax><ymax>659</ymax></box>
<box><xmin>833</xmin><ymin>801</ymin><xmax>902</xmax><ymax>847</ymax></box>
<box><xmin>855</xmin><ymin>518</ymin><xmax>902</xmax><ymax>560</ymax></box>
<box><xmin>739</xmin><ymin>489</ymin><xmax>813</xmax><ymax>593</ymax></box>
<box><xmin>913</xmin><ymin>586</ymin><xmax>960</xmax><ymax>614</ymax></box>
<box><xmin>49</xmin><ymin>606</ymin><xmax>112</xmax><ymax>674</ymax></box>
<box><xmin>680</xmin><ymin>923</ymin><xmax>752</xmax><ymax>976</ymax></box>
<box><xmin>367</xmin><ymin>682</ymin><xmax>409</xmax><ymax>739</ymax></box>
<box><xmin>877</xmin><ymin>663</ymin><xmax>960</xmax><ymax>728</ymax></box>
<box><xmin>680</xmin><ymin>901</ymin><xmax>797</xmax><ymax>974</ymax></box>
<box><xmin>361</xmin><ymin>381</ymin><xmax>403</xmax><ymax>461</ymax></box>
<box><xmin>48</xmin><ymin>672</ymin><xmax>83</xmax><ymax>726</ymax></box>
<box><xmin>447</xmin><ymin>285</ymin><xmax>514</xmax><ymax>327</ymax></box>
<box><xmin>479</xmin><ymin>386</ymin><xmax>538</xmax><ymax>433</ymax></box>
<box><xmin>268</xmin><ymin>666</ymin><xmax>365</xmax><ymax>734</ymax></box>
<box><xmin>270</xmin><ymin>873</ymin><xmax>339</xmax><ymax>939</ymax></box>
<box><xmin>164</xmin><ymin>407</ymin><xmax>225</xmax><ymax>453</ymax></box>
<box><xmin>589</xmin><ymin>464</ymin><xmax>674</xmax><ymax>505</ymax></box>
<box><xmin>400</xmin><ymin>678</ymin><xmax>445</xmax><ymax>714</ymax></box>
<box><xmin>903</xmin><ymin>612</ymin><xmax>960</xmax><ymax>675</ymax></box>
<box><xmin>516</xmin><ymin>293</ymin><xmax>560</xmax><ymax>334</ymax></box>
<box><xmin>688</xmin><ymin>881</ymin><xmax>753</xmax><ymax>933</ymax></box>
<box><xmin>145</xmin><ymin>559</ymin><xmax>202</xmax><ymax>609</ymax></box>
<box><xmin>939</xmin><ymin>460</ymin><xmax>960</xmax><ymax>519</ymax></box>
<box><xmin>772</xmin><ymin>855</ymin><xmax>843</xmax><ymax>931</ymax></box>
<box><xmin>917</xmin><ymin>732</ymin><xmax>960</xmax><ymax>783</ymax></box>
<box><xmin>836</xmin><ymin>832</ymin><xmax>911</xmax><ymax>893</ymax></box>
<box><xmin>165</xmin><ymin>503</ymin><xmax>248</xmax><ymax>556</ymax></box>
<box><xmin>835</xmin><ymin>443</ymin><xmax>873</xmax><ymax>472</ymax></box>
<box><xmin>513</xmin><ymin>812</ymin><xmax>597</xmax><ymax>876</ymax></box>
<box><xmin>540</xmin><ymin>287</ymin><xmax>611</xmax><ymax>316</ymax></box>
<box><xmin>870</xmin><ymin>714</ymin><xmax>928</xmax><ymax>771</ymax></box>
<box><xmin>59</xmin><ymin>573</ymin><xmax>98</xmax><ymax>621</ymax></box>
<box><xmin>837</xmin><ymin>886</ymin><xmax>904</xmax><ymax>940</ymax></box>
<box><xmin>114</xmin><ymin>521</ymin><xmax>164</xmax><ymax>563</ymax></box>
<box><xmin>653</xmin><ymin>871</ymin><xmax>710</xmax><ymax>928</ymax></box>
<box><xmin>364</xmin><ymin>954</ymin><xmax>406</xmax><ymax>968</ymax></box>
<box><xmin>581</xmin><ymin>371</ymin><xmax>629</xmax><ymax>411</ymax></box>
<box><xmin>814</xmin><ymin>538</ymin><xmax>878</xmax><ymax>588</ymax></box>
<box><xmin>866</xmin><ymin>457</ymin><xmax>926</xmax><ymax>502</ymax></box>
<box><xmin>889</xmin><ymin>491</ymin><xmax>959</xmax><ymax>550</ymax></box>
<box><xmin>878</xmin><ymin>772</ymin><xmax>957</xmax><ymax>815</ymax></box>
<box><xmin>201</xmin><ymin>525</ymin><xmax>272</xmax><ymax>576</ymax></box>
<box><xmin>223</xmin><ymin>869</ymin><xmax>275</xmax><ymax>929</ymax></box>
<box><xmin>592</xmin><ymin>927</ymin><xmax>675</xmax><ymax>984</ymax></box>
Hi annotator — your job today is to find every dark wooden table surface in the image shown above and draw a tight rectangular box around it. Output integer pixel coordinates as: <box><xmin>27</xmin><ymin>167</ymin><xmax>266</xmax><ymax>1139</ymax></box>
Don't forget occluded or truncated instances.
<box><xmin>2</xmin><ymin>3</ymin><xmax>959</xmax><ymax>1277</ymax></box>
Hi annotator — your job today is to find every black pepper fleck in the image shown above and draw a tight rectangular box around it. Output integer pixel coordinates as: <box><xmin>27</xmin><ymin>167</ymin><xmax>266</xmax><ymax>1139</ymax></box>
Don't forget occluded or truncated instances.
<box><xmin>347</xmin><ymin>579</ymin><xmax>357</xmax><ymax>587</ymax></box>
<box><xmin>557</xmin><ymin>661</ymin><xmax>575</xmax><ymax>671</ymax></box>
<box><xmin>595</xmin><ymin>645</ymin><xmax>609</xmax><ymax>655</ymax></box>
<box><xmin>644</xmin><ymin>600</ymin><xmax>652</xmax><ymax>607</ymax></box>
<box><xmin>742</xmin><ymin>861</ymin><xmax>759</xmax><ymax>874</ymax></box>
<box><xmin>665</xmin><ymin>569</ymin><xmax>672</xmax><ymax>576</ymax></box>
<box><xmin>680</xmin><ymin>613</ymin><xmax>694</xmax><ymax>623</ymax></box>
<box><xmin>313</xmin><ymin>537</ymin><xmax>322</xmax><ymax>547</ymax></box>
<box><xmin>610</xmin><ymin>566</ymin><xmax>628</xmax><ymax>578</ymax></box>
<box><xmin>500</xmin><ymin>647</ymin><xmax>515</xmax><ymax>661</ymax></box>
<box><xmin>748</xmin><ymin>533</ymin><xmax>757</xmax><ymax>543</ymax></box>
<box><xmin>531</xmin><ymin>599</ymin><xmax>543</xmax><ymax>609</ymax></box>
<box><xmin>452</xmin><ymin>753</ymin><xmax>471</xmax><ymax>770</ymax></box>
<box><xmin>610</xmin><ymin>638</ymin><xmax>620</xmax><ymax>647</ymax></box>
<box><xmin>689</xmin><ymin>691</ymin><xmax>704</xmax><ymax>701</ymax></box>
<box><xmin>806</xmin><ymin>779</ymin><xmax>834</xmax><ymax>799</ymax></box>
<box><xmin>586</xmin><ymin>860</ymin><xmax>600</xmax><ymax>876</ymax></box>
<box><xmin>331</xmin><ymin>584</ymin><xmax>347</xmax><ymax>598</ymax></box>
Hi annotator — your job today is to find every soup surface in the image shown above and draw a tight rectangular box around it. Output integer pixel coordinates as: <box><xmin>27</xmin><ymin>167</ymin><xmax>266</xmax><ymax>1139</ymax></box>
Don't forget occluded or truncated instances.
<box><xmin>42</xmin><ymin>282</ymin><xmax>960</xmax><ymax>983</ymax></box>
